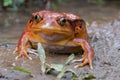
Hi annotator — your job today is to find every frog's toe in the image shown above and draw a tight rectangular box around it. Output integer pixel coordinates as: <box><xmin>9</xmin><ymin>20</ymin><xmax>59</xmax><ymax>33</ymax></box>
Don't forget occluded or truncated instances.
<box><xmin>13</xmin><ymin>47</ymin><xmax>18</xmax><ymax>54</ymax></box>
<box><xmin>28</xmin><ymin>57</ymin><xmax>32</xmax><ymax>60</ymax></box>
<box><xmin>16</xmin><ymin>51</ymin><xmax>32</xmax><ymax>60</ymax></box>
<box><xmin>27</xmin><ymin>48</ymin><xmax>38</xmax><ymax>56</ymax></box>
<box><xmin>72</xmin><ymin>58</ymin><xmax>83</xmax><ymax>63</ymax></box>
<box><xmin>15</xmin><ymin>56</ymin><xmax>19</xmax><ymax>60</ymax></box>
<box><xmin>15</xmin><ymin>53</ymin><xmax>22</xmax><ymax>60</ymax></box>
<box><xmin>73</xmin><ymin>58</ymin><xmax>93</xmax><ymax>69</ymax></box>
<box><xmin>15</xmin><ymin>55</ymin><xmax>32</xmax><ymax>60</ymax></box>
<box><xmin>74</xmin><ymin>58</ymin><xmax>88</xmax><ymax>68</ymax></box>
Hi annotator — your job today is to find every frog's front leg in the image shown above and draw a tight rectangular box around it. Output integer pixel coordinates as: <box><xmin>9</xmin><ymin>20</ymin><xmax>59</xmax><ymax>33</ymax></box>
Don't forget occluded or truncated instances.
<box><xmin>15</xmin><ymin>31</ymin><xmax>46</xmax><ymax>60</ymax></box>
<box><xmin>15</xmin><ymin>32</ymin><xmax>32</xmax><ymax>60</ymax></box>
<box><xmin>73</xmin><ymin>38</ymin><xmax>94</xmax><ymax>69</ymax></box>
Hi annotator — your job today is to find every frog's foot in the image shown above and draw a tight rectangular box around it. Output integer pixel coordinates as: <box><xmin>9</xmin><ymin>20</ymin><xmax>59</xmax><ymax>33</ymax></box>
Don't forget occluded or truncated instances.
<box><xmin>13</xmin><ymin>47</ymin><xmax>32</xmax><ymax>60</ymax></box>
<box><xmin>15</xmin><ymin>50</ymin><xmax>32</xmax><ymax>60</ymax></box>
<box><xmin>14</xmin><ymin>46</ymin><xmax>39</xmax><ymax>60</ymax></box>
<box><xmin>72</xmin><ymin>56</ymin><xmax>93</xmax><ymax>69</ymax></box>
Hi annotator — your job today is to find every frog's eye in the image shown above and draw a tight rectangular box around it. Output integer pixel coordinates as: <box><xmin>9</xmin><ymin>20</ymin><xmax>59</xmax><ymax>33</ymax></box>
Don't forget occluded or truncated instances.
<box><xmin>30</xmin><ymin>14</ymin><xmax>43</xmax><ymax>23</ymax></box>
<box><xmin>57</xmin><ymin>17</ymin><xmax>68</xmax><ymax>26</ymax></box>
<box><xmin>34</xmin><ymin>14</ymin><xmax>43</xmax><ymax>23</ymax></box>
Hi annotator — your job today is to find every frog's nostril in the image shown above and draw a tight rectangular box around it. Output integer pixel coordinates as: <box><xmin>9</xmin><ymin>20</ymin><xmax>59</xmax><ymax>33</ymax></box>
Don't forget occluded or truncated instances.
<box><xmin>29</xmin><ymin>20</ymin><xmax>32</xmax><ymax>23</ymax></box>
<box><xmin>79</xmin><ymin>25</ymin><xmax>82</xmax><ymax>28</ymax></box>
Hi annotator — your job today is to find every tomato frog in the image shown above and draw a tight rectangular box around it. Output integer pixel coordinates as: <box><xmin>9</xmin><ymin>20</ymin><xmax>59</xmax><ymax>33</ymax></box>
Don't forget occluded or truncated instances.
<box><xmin>14</xmin><ymin>10</ymin><xmax>94</xmax><ymax>69</ymax></box>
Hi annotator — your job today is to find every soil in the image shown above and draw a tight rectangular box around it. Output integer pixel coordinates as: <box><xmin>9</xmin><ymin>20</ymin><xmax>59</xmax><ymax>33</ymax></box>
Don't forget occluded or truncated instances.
<box><xmin>0</xmin><ymin>0</ymin><xmax>120</xmax><ymax>80</ymax></box>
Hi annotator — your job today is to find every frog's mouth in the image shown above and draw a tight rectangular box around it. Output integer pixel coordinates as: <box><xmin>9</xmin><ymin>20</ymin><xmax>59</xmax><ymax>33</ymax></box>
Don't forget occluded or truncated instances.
<box><xmin>39</xmin><ymin>29</ymin><xmax>74</xmax><ymax>42</ymax></box>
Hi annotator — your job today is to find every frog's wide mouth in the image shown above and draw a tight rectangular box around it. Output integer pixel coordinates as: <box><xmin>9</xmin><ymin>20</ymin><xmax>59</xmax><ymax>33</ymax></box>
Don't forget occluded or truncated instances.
<box><xmin>39</xmin><ymin>33</ymin><xmax>68</xmax><ymax>42</ymax></box>
<box><xmin>41</xmin><ymin>28</ymin><xmax>73</xmax><ymax>35</ymax></box>
<box><xmin>31</xmin><ymin>26</ymin><xmax>73</xmax><ymax>35</ymax></box>
<box><xmin>38</xmin><ymin>28</ymin><xmax>74</xmax><ymax>42</ymax></box>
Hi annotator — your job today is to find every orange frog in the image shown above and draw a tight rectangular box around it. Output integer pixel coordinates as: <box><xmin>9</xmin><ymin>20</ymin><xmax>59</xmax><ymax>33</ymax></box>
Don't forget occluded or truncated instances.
<box><xmin>15</xmin><ymin>10</ymin><xmax>94</xmax><ymax>69</ymax></box>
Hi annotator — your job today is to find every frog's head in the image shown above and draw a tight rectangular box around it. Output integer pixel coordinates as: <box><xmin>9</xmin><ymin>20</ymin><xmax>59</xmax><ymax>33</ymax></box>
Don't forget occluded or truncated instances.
<box><xmin>25</xmin><ymin>10</ymin><xmax>88</xmax><ymax>41</ymax></box>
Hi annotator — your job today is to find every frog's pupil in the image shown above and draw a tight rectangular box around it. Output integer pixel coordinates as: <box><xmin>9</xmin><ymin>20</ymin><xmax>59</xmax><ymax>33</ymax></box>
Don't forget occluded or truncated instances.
<box><xmin>35</xmin><ymin>15</ymin><xmax>38</xmax><ymax>20</ymax></box>
<box><xmin>61</xmin><ymin>18</ymin><xmax>66</xmax><ymax>23</ymax></box>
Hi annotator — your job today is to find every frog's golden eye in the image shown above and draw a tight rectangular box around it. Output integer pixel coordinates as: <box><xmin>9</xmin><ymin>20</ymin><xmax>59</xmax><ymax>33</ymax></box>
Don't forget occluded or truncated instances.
<box><xmin>34</xmin><ymin>14</ymin><xmax>43</xmax><ymax>23</ymax></box>
<box><xmin>30</xmin><ymin>14</ymin><xmax>43</xmax><ymax>23</ymax></box>
<box><xmin>57</xmin><ymin>17</ymin><xmax>68</xmax><ymax>26</ymax></box>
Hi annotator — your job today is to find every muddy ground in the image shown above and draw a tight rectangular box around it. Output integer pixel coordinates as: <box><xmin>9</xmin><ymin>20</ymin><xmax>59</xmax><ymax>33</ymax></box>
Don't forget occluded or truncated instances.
<box><xmin>0</xmin><ymin>0</ymin><xmax>120</xmax><ymax>80</ymax></box>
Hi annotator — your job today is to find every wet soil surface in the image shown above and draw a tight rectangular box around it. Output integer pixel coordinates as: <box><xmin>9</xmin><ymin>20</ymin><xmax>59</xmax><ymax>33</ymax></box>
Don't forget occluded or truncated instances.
<box><xmin>0</xmin><ymin>0</ymin><xmax>120</xmax><ymax>80</ymax></box>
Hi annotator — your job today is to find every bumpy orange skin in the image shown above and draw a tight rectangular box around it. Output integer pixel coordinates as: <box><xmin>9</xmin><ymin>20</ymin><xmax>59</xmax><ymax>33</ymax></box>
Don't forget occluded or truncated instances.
<box><xmin>16</xmin><ymin>10</ymin><xmax>94</xmax><ymax>69</ymax></box>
